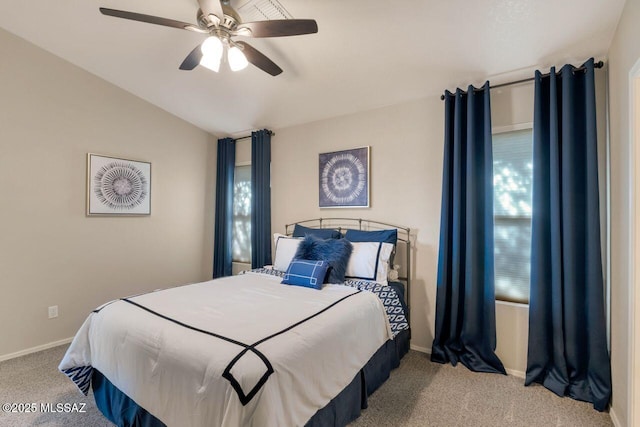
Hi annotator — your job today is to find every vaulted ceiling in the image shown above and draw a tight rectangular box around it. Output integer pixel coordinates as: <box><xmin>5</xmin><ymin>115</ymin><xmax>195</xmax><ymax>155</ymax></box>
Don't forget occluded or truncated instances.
<box><xmin>0</xmin><ymin>0</ymin><xmax>626</xmax><ymax>136</ymax></box>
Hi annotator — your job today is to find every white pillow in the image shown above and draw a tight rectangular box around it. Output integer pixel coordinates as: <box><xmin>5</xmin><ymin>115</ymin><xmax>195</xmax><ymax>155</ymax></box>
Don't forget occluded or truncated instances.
<box><xmin>273</xmin><ymin>233</ymin><xmax>302</xmax><ymax>272</ymax></box>
<box><xmin>345</xmin><ymin>241</ymin><xmax>394</xmax><ymax>286</ymax></box>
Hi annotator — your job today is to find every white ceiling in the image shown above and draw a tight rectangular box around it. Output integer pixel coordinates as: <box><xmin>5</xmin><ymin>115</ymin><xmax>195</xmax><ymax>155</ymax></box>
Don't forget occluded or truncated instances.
<box><xmin>0</xmin><ymin>0</ymin><xmax>626</xmax><ymax>137</ymax></box>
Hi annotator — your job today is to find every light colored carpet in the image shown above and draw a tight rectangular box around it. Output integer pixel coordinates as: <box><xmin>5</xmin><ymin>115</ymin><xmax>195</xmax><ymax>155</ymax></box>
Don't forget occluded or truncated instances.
<box><xmin>352</xmin><ymin>352</ymin><xmax>613</xmax><ymax>427</ymax></box>
<box><xmin>0</xmin><ymin>345</ymin><xmax>612</xmax><ymax>427</ymax></box>
<box><xmin>0</xmin><ymin>345</ymin><xmax>108</xmax><ymax>427</ymax></box>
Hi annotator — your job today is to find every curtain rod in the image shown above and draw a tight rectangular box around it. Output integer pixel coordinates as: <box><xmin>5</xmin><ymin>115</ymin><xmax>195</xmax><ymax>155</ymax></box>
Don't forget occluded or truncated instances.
<box><xmin>233</xmin><ymin>129</ymin><xmax>275</xmax><ymax>142</ymax></box>
<box><xmin>440</xmin><ymin>60</ymin><xmax>604</xmax><ymax>100</ymax></box>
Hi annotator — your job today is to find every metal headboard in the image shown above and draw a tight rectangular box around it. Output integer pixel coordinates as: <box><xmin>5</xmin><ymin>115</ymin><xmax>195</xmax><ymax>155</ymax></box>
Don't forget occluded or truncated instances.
<box><xmin>285</xmin><ymin>218</ymin><xmax>411</xmax><ymax>315</ymax></box>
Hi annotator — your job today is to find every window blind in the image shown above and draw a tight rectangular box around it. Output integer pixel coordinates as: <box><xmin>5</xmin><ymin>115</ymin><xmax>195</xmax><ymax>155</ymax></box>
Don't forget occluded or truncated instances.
<box><xmin>493</xmin><ymin>129</ymin><xmax>533</xmax><ymax>304</ymax></box>
<box><xmin>232</xmin><ymin>165</ymin><xmax>252</xmax><ymax>263</ymax></box>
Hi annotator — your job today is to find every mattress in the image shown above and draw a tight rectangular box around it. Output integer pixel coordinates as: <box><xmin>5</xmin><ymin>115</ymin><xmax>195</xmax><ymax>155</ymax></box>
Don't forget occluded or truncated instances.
<box><xmin>59</xmin><ymin>271</ymin><xmax>398</xmax><ymax>426</ymax></box>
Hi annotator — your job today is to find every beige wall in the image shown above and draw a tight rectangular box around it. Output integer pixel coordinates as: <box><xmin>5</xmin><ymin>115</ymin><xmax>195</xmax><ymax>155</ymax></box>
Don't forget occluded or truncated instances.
<box><xmin>608</xmin><ymin>0</ymin><xmax>640</xmax><ymax>424</ymax></box>
<box><xmin>0</xmin><ymin>28</ymin><xmax>216</xmax><ymax>358</ymax></box>
<box><xmin>634</xmin><ymin>78</ymin><xmax>640</xmax><ymax>427</ymax></box>
<box><xmin>236</xmin><ymin>138</ymin><xmax>252</xmax><ymax>164</ymax></box>
<box><xmin>271</xmin><ymin>97</ymin><xmax>444</xmax><ymax>352</ymax></box>
<box><xmin>203</xmin><ymin>139</ymin><xmax>217</xmax><ymax>281</ymax></box>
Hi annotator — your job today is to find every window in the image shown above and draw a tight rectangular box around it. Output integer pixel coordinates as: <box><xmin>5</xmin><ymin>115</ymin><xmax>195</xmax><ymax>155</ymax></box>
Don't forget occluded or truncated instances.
<box><xmin>493</xmin><ymin>128</ymin><xmax>533</xmax><ymax>304</ymax></box>
<box><xmin>232</xmin><ymin>165</ymin><xmax>251</xmax><ymax>263</ymax></box>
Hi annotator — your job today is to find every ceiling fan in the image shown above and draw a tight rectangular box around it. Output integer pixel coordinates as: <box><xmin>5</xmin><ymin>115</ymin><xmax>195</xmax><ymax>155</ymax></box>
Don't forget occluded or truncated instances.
<box><xmin>99</xmin><ymin>0</ymin><xmax>318</xmax><ymax>76</ymax></box>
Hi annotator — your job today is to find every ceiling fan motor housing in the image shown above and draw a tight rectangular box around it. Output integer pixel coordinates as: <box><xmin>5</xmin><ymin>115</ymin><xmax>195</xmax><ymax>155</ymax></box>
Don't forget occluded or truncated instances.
<box><xmin>197</xmin><ymin>6</ymin><xmax>240</xmax><ymax>31</ymax></box>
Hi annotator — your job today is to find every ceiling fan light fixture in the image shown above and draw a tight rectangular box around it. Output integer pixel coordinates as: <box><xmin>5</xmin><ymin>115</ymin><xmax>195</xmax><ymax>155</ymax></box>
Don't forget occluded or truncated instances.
<box><xmin>200</xmin><ymin>53</ymin><xmax>221</xmax><ymax>72</ymax></box>
<box><xmin>228</xmin><ymin>46</ymin><xmax>248</xmax><ymax>71</ymax></box>
<box><xmin>200</xmin><ymin>36</ymin><xmax>223</xmax><ymax>72</ymax></box>
<box><xmin>201</xmin><ymin>36</ymin><xmax>223</xmax><ymax>58</ymax></box>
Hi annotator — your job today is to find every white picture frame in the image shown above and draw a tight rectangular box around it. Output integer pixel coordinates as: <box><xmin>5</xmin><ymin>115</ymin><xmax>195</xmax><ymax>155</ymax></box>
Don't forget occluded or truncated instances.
<box><xmin>319</xmin><ymin>146</ymin><xmax>370</xmax><ymax>208</ymax></box>
<box><xmin>86</xmin><ymin>153</ymin><xmax>151</xmax><ymax>216</ymax></box>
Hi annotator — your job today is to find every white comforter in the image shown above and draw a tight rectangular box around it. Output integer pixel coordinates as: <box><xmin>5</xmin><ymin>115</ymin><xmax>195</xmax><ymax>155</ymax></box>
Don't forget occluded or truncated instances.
<box><xmin>59</xmin><ymin>271</ymin><xmax>392</xmax><ymax>427</ymax></box>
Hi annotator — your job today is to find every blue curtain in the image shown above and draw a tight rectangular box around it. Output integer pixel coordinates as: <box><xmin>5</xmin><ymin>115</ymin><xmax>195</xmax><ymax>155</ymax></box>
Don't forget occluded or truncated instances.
<box><xmin>251</xmin><ymin>130</ymin><xmax>272</xmax><ymax>269</ymax></box>
<box><xmin>213</xmin><ymin>137</ymin><xmax>236</xmax><ymax>278</ymax></box>
<box><xmin>526</xmin><ymin>58</ymin><xmax>611</xmax><ymax>411</ymax></box>
<box><xmin>431</xmin><ymin>82</ymin><xmax>506</xmax><ymax>375</ymax></box>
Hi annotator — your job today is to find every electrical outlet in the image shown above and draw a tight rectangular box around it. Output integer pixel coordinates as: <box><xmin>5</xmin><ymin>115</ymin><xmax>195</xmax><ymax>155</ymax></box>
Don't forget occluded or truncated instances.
<box><xmin>48</xmin><ymin>305</ymin><xmax>58</xmax><ymax>319</ymax></box>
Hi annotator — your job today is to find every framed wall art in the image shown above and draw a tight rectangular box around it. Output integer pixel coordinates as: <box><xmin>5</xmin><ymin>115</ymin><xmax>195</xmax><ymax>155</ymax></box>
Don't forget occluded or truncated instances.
<box><xmin>87</xmin><ymin>153</ymin><xmax>151</xmax><ymax>216</ymax></box>
<box><xmin>319</xmin><ymin>146</ymin><xmax>370</xmax><ymax>208</ymax></box>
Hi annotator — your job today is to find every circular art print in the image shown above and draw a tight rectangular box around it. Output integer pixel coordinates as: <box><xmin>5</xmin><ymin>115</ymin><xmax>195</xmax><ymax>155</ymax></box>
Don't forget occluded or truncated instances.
<box><xmin>319</xmin><ymin>147</ymin><xmax>369</xmax><ymax>208</ymax></box>
<box><xmin>87</xmin><ymin>154</ymin><xmax>151</xmax><ymax>215</ymax></box>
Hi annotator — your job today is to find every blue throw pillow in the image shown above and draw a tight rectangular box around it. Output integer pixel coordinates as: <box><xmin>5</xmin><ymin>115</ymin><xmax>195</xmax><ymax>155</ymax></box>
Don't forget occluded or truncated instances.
<box><xmin>293</xmin><ymin>224</ymin><xmax>342</xmax><ymax>240</ymax></box>
<box><xmin>294</xmin><ymin>235</ymin><xmax>353</xmax><ymax>284</ymax></box>
<box><xmin>344</xmin><ymin>228</ymin><xmax>398</xmax><ymax>245</ymax></box>
<box><xmin>282</xmin><ymin>259</ymin><xmax>330</xmax><ymax>290</ymax></box>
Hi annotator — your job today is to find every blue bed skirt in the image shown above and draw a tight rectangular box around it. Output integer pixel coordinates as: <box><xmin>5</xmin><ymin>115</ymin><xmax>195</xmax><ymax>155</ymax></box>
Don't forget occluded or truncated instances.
<box><xmin>93</xmin><ymin>328</ymin><xmax>410</xmax><ymax>427</ymax></box>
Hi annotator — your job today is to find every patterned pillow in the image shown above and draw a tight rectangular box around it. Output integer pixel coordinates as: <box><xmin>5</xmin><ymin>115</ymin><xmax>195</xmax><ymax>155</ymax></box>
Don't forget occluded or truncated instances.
<box><xmin>294</xmin><ymin>235</ymin><xmax>353</xmax><ymax>284</ymax></box>
<box><xmin>282</xmin><ymin>259</ymin><xmax>330</xmax><ymax>290</ymax></box>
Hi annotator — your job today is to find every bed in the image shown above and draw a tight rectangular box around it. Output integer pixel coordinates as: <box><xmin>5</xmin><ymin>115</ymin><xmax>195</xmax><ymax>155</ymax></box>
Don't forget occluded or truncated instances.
<box><xmin>60</xmin><ymin>218</ymin><xmax>411</xmax><ymax>427</ymax></box>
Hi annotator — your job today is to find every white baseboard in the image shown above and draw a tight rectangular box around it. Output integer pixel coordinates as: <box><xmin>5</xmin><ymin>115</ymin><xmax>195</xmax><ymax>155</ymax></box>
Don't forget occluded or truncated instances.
<box><xmin>410</xmin><ymin>344</ymin><xmax>431</xmax><ymax>354</ymax></box>
<box><xmin>609</xmin><ymin>406</ymin><xmax>622</xmax><ymax>427</ymax></box>
<box><xmin>505</xmin><ymin>367</ymin><xmax>526</xmax><ymax>378</ymax></box>
<box><xmin>0</xmin><ymin>337</ymin><xmax>73</xmax><ymax>363</ymax></box>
